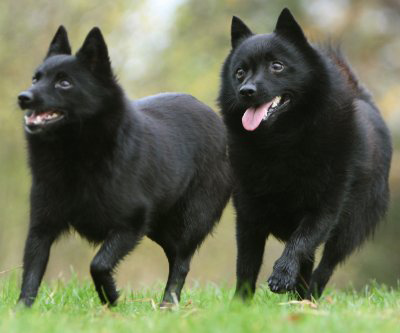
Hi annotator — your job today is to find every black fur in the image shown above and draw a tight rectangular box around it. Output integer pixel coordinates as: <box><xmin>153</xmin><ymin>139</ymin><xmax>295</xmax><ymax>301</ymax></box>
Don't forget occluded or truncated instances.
<box><xmin>218</xmin><ymin>8</ymin><xmax>392</xmax><ymax>300</ymax></box>
<box><xmin>17</xmin><ymin>26</ymin><xmax>231</xmax><ymax>307</ymax></box>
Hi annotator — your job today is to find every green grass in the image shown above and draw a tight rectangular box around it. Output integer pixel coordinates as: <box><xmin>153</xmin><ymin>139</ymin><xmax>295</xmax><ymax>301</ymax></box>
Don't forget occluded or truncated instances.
<box><xmin>1</xmin><ymin>275</ymin><xmax>400</xmax><ymax>333</ymax></box>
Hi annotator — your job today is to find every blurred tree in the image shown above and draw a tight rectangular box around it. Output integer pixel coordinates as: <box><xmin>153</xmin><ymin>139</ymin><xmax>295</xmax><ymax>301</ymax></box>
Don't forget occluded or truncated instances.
<box><xmin>131</xmin><ymin>0</ymin><xmax>306</xmax><ymax>106</ymax></box>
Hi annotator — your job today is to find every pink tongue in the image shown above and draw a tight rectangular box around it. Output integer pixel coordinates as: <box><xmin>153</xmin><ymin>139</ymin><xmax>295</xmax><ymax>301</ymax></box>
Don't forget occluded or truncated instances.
<box><xmin>242</xmin><ymin>101</ymin><xmax>273</xmax><ymax>131</ymax></box>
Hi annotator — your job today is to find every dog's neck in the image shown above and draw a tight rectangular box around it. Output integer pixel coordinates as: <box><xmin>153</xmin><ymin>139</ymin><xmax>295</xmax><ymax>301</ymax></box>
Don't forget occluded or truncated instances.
<box><xmin>25</xmin><ymin>93</ymin><xmax>139</xmax><ymax>176</ymax></box>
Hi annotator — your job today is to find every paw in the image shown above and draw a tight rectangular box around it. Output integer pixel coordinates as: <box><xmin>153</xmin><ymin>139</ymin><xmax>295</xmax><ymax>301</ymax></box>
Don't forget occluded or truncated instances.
<box><xmin>159</xmin><ymin>301</ymin><xmax>176</xmax><ymax>310</ymax></box>
<box><xmin>233</xmin><ymin>286</ymin><xmax>255</xmax><ymax>303</ymax></box>
<box><xmin>16</xmin><ymin>296</ymin><xmax>34</xmax><ymax>308</ymax></box>
<box><xmin>268</xmin><ymin>264</ymin><xmax>298</xmax><ymax>293</ymax></box>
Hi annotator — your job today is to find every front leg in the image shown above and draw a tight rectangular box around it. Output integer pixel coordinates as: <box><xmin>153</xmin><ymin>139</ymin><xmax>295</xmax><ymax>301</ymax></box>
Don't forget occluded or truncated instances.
<box><xmin>268</xmin><ymin>213</ymin><xmax>334</xmax><ymax>294</ymax></box>
<box><xmin>90</xmin><ymin>229</ymin><xmax>142</xmax><ymax>305</ymax></box>
<box><xmin>234</xmin><ymin>215</ymin><xmax>269</xmax><ymax>301</ymax></box>
<box><xmin>18</xmin><ymin>226</ymin><xmax>60</xmax><ymax>307</ymax></box>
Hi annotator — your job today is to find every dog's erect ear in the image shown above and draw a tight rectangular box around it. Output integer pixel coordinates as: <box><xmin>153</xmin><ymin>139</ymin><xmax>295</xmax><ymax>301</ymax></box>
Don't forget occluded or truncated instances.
<box><xmin>274</xmin><ymin>8</ymin><xmax>307</xmax><ymax>43</ymax></box>
<box><xmin>76</xmin><ymin>27</ymin><xmax>113</xmax><ymax>78</ymax></box>
<box><xmin>231</xmin><ymin>16</ymin><xmax>253</xmax><ymax>48</ymax></box>
<box><xmin>46</xmin><ymin>26</ymin><xmax>72</xmax><ymax>59</ymax></box>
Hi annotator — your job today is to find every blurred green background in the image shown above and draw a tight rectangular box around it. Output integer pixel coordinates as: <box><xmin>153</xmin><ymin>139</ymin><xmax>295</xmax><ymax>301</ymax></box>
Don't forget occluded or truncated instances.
<box><xmin>0</xmin><ymin>0</ymin><xmax>399</xmax><ymax>292</ymax></box>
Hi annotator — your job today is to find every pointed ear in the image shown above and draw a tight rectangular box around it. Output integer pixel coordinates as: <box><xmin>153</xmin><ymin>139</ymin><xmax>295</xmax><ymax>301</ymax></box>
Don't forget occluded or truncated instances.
<box><xmin>231</xmin><ymin>16</ymin><xmax>253</xmax><ymax>48</ymax></box>
<box><xmin>274</xmin><ymin>8</ymin><xmax>307</xmax><ymax>43</ymax></box>
<box><xmin>76</xmin><ymin>27</ymin><xmax>113</xmax><ymax>78</ymax></box>
<box><xmin>46</xmin><ymin>26</ymin><xmax>71</xmax><ymax>59</ymax></box>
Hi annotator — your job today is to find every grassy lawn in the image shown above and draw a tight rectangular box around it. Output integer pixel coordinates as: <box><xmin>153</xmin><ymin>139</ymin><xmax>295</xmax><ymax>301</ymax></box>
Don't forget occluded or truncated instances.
<box><xmin>1</xmin><ymin>275</ymin><xmax>399</xmax><ymax>333</ymax></box>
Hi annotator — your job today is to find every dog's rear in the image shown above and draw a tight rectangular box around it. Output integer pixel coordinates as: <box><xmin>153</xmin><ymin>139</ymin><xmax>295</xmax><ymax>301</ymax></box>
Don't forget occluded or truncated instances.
<box><xmin>307</xmin><ymin>48</ymin><xmax>392</xmax><ymax>296</ymax></box>
<box><xmin>136</xmin><ymin>93</ymin><xmax>232</xmax><ymax>306</ymax></box>
<box><xmin>326</xmin><ymin>44</ymin><xmax>392</xmax><ymax>236</ymax></box>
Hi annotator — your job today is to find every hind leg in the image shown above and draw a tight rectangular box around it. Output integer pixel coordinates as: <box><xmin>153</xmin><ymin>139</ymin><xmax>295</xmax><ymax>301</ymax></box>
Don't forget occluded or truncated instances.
<box><xmin>157</xmin><ymin>206</ymin><xmax>219</xmax><ymax>306</ymax></box>
<box><xmin>295</xmin><ymin>254</ymin><xmax>315</xmax><ymax>299</ymax></box>
<box><xmin>160</xmin><ymin>248</ymin><xmax>193</xmax><ymax>306</ymax></box>
<box><xmin>306</xmin><ymin>186</ymin><xmax>389</xmax><ymax>299</ymax></box>
<box><xmin>306</xmin><ymin>232</ymin><xmax>354</xmax><ymax>300</ymax></box>
<box><xmin>159</xmin><ymin>176</ymin><xmax>230</xmax><ymax>306</ymax></box>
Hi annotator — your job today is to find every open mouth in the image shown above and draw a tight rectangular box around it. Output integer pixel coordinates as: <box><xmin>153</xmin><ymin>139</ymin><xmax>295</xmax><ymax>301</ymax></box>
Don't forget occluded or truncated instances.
<box><xmin>242</xmin><ymin>95</ymin><xmax>291</xmax><ymax>131</ymax></box>
<box><xmin>24</xmin><ymin>109</ymin><xmax>65</xmax><ymax>133</ymax></box>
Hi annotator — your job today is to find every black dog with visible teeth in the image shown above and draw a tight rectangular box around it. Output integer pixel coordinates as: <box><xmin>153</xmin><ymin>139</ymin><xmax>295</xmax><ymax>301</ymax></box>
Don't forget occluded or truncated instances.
<box><xmin>17</xmin><ymin>26</ymin><xmax>231</xmax><ymax>307</ymax></box>
<box><xmin>218</xmin><ymin>8</ymin><xmax>392</xmax><ymax>300</ymax></box>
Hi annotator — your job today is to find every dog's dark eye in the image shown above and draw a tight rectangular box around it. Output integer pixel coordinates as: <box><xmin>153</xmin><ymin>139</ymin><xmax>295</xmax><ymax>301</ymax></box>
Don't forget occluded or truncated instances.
<box><xmin>270</xmin><ymin>61</ymin><xmax>284</xmax><ymax>73</ymax></box>
<box><xmin>56</xmin><ymin>79</ymin><xmax>72</xmax><ymax>89</ymax></box>
<box><xmin>32</xmin><ymin>72</ymin><xmax>42</xmax><ymax>84</ymax></box>
<box><xmin>236</xmin><ymin>68</ymin><xmax>246</xmax><ymax>81</ymax></box>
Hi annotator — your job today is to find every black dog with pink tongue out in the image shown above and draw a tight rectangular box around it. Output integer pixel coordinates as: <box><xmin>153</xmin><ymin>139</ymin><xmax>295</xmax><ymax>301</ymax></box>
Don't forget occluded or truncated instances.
<box><xmin>17</xmin><ymin>26</ymin><xmax>231</xmax><ymax>307</ymax></box>
<box><xmin>218</xmin><ymin>8</ymin><xmax>392</xmax><ymax>300</ymax></box>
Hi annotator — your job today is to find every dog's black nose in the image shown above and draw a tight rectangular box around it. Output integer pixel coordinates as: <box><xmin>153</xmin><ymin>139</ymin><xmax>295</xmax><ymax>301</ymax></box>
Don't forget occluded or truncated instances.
<box><xmin>239</xmin><ymin>84</ymin><xmax>256</xmax><ymax>97</ymax></box>
<box><xmin>18</xmin><ymin>91</ymin><xmax>34</xmax><ymax>108</ymax></box>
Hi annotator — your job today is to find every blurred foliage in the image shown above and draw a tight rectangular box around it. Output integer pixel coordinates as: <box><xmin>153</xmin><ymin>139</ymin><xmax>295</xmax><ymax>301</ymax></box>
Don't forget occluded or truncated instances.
<box><xmin>0</xmin><ymin>0</ymin><xmax>399</xmax><ymax>290</ymax></box>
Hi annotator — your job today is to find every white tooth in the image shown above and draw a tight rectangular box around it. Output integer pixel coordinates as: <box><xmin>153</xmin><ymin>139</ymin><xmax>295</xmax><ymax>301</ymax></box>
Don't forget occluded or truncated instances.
<box><xmin>272</xmin><ymin>96</ymin><xmax>281</xmax><ymax>108</ymax></box>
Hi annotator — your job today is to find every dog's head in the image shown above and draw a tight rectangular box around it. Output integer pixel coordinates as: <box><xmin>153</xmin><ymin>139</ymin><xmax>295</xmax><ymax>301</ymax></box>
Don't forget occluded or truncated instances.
<box><xmin>219</xmin><ymin>8</ymin><xmax>325</xmax><ymax>131</ymax></box>
<box><xmin>18</xmin><ymin>26</ymin><xmax>120</xmax><ymax>135</ymax></box>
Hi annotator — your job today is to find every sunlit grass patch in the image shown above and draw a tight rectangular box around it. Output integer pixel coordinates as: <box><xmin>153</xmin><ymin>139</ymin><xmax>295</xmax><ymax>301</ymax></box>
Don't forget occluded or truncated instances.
<box><xmin>0</xmin><ymin>275</ymin><xmax>399</xmax><ymax>333</ymax></box>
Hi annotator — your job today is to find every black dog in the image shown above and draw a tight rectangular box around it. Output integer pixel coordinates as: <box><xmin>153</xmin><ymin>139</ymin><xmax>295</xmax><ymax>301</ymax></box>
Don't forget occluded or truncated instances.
<box><xmin>17</xmin><ymin>26</ymin><xmax>231</xmax><ymax>307</ymax></box>
<box><xmin>218</xmin><ymin>8</ymin><xmax>392</xmax><ymax>300</ymax></box>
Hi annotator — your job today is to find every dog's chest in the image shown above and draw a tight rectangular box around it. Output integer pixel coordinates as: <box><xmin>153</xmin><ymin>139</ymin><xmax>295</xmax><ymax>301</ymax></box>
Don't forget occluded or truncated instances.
<box><xmin>231</xmin><ymin>142</ymin><xmax>330</xmax><ymax>214</ymax></box>
<box><xmin>41</xmin><ymin>169</ymin><xmax>120</xmax><ymax>242</ymax></box>
<box><xmin>66</xmin><ymin>184</ymin><xmax>111</xmax><ymax>240</ymax></box>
